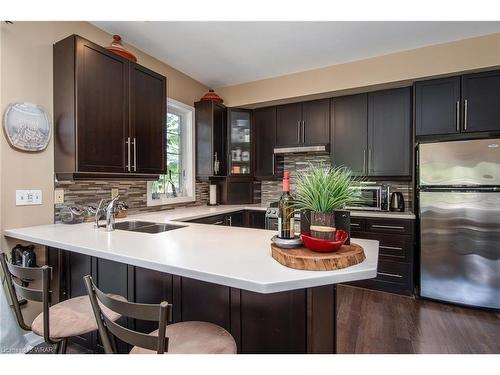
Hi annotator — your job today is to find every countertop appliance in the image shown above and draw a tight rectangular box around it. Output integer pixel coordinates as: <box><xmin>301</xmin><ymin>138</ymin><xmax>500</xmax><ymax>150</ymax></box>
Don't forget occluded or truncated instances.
<box><xmin>346</xmin><ymin>183</ymin><xmax>390</xmax><ymax>211</ymax></box>
<box><xmin>389</xmin><ymin>192</ymin><xmax>405</xmax><ymax>212</ymax></box>
<box><xmin>418</xmin><ymin>138</ymin><xmax>500</xmax><ymax>309</ymax></box>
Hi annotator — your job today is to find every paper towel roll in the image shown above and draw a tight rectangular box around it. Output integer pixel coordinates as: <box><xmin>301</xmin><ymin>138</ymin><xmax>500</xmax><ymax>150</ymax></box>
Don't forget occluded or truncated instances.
<box><xmin>209</xmin><ymin>185</ymin><xmax>217</xmax><ymax>205</ymax></box>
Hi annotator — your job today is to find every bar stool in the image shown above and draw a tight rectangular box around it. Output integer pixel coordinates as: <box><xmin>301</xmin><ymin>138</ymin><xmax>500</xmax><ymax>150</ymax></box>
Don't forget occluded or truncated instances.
<box><xmin>0</xmin><ymin>253</ymin><xmax>125</xmax><ymax>353</ymax></box>
<box><xmin>84</xmin><ymin>275</ymin><xmax>237</xmax><ymax>354</ymax></box>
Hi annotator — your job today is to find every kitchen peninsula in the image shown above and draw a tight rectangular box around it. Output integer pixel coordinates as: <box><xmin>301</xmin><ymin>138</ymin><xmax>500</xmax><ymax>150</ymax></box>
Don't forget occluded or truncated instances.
<box><xmin>4</xmin><ymin>205</ymin><xmax>379</xmax><ymax>354</ymax></box>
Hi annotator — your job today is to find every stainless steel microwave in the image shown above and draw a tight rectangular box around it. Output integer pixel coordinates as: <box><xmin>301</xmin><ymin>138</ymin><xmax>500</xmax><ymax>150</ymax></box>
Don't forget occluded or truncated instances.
<box><xmin>346</xmin><ymin>184</ymin><xmax>390</xmax><ymax>211</ymax></box>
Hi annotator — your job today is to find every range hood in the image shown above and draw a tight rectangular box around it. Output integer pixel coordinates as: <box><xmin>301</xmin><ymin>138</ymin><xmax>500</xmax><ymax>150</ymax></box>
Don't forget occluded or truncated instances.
<box><xmin>273</xmin><ymin>144</ymin><xmax>329</xmax><ymax>154</ymax></box>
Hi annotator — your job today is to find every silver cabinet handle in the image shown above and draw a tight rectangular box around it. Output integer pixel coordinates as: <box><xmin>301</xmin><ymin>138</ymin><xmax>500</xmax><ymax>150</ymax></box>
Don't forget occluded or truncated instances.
<box><xmin>350</xmin><ymin>223</ymin><xmax>360</xmax><ymax>227</ymax></box>
<box><xmin>371</xmin><ymin>224</ymin><xmax>405</xmax><ymax>230</ymax></box>
<box><xmin>368</xmin><ymin>148</ymin><xmax>372</xmax><ymax>173</ymax></box>
<box><xmin>362</xmin><ymin>149</ymin><xmax>366</xmax><ymax>174</ymax></box>
<box><xmin>464</xmin><ymin>99</ymin><xmax>468</xmax><ymax>130</ymax></box>
<box><xmin>126</xmin><ymin>137</ymin><xmax>131</xmax><ymax>172</ymax></box>
<box><xmin>132</xmin><ymin>138</ymin><xmax>137</xmax><ymax>171</ymax></box>
<box><xmin>272</xmin><ymin>155</ymin><xmax>275</xmax><ymax>176</ymax></box>
<box><xmin>302</xmin><ymin>121</ymin><xmax>305</xmax><ymax>144</ymax></box>
<box><xmin>213</xmin><ymin>221</ymin><xmax>225</xmax><ymax>225</ymax></box>
<box><xmin>456</xmin><ymin>101</ymin><xmax>460</xmax><ymax>132</ymax></box>
<box><xmin>380</xmin><ymin>245</ymin><xmax>403</xmax><ymax>251</ymax></box>
<box><xmin>377</xmin><ymin>272</ymin><xmax>403</xmax><ymax>278</ymax></box>
<box><xmin>297</xmin><ymin>121</ymin><xmax>300</xmax><ymax>144</ymax></box>
<box><xmin>228</xmin><ymin>216</ymin><xmax>232</xmax><ymax>226</ymax></box>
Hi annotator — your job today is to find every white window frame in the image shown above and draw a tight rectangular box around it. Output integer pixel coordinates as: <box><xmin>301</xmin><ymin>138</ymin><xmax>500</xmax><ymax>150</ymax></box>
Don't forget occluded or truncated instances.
<box><xmin>147</xmin><ymin>98</ymin><xmax>196</xmax><ymax>206</ymax></box>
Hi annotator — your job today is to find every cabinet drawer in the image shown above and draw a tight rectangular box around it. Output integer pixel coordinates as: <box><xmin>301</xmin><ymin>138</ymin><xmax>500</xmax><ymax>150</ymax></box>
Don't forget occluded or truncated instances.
<box><xmin>349</xmin><ymin>218</ymin><xmax>366</xmax><ymax>232</ymax></box>
<box><xmin>366</xmin><ymin>218</ymin><xmax>413</xmax><ymax>235</ymax></box>
<box><xmin>352</xmin><ymin>232</ymin><xmax>413</xmax><ymax>262</ymax></box>
<box><xmin>348</xmin><ymin>260</ymin><xmax>413</xmax><ymax>295</ymax></box>
<box><xmin>376</xmin><ymin>260</ymin><xmax>412</xmax><ymax>285</ymax></box>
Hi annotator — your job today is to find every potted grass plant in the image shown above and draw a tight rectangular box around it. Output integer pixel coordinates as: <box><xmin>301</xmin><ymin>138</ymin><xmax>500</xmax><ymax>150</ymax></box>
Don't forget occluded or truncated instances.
<box><xmin>295</xmin><ymin>164</ymin><xmax>361</xmax><ymax>240</ymax></box>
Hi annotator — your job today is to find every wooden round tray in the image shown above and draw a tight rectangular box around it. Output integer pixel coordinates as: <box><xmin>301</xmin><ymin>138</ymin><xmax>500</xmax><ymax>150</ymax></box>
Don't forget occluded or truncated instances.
<box><xmin>271</xmin><ymin>243</ymin><xmax>365</xmax><ymax>271</ymax></box>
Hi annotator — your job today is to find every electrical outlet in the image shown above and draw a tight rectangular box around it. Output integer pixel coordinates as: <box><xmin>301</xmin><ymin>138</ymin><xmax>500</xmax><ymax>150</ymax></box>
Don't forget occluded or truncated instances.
<box><xmin>54</xmin><ymin>189</ymin><xmax>64</xmax><ymax>204</ymax></box>
<box><xmin>111</xmin><ymin>188</ymin><xmax>119</xmax><ymax>199</ymax></box>
<box><xmin>16</xmin><ymin>190</ymin><xmax>42</xmax><ymax>206</ymax></box>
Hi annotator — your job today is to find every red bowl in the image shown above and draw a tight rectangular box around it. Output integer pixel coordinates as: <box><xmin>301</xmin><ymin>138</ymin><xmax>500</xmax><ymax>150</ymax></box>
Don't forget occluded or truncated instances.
<box><xmin>300</xmin><ymin>230</ymin><xmax>349</xmax><ymax>253</ymax></box>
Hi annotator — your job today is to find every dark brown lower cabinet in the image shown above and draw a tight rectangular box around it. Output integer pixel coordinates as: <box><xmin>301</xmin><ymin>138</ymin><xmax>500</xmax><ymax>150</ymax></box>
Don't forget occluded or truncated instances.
<box><xmin>347</xmin><ymin>217</ymin><xmax>415</xmax><ymax>295</ymax></box>
<box><xmin>58</xmin><ymin>249</ymin><xmax>337</xmax><ymax>353</ymax></box>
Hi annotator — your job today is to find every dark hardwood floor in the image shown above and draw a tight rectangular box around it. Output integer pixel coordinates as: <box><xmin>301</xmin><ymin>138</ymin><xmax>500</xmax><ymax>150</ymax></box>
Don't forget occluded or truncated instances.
<box><xmin>28</xmin><ymin>285</ymin><xmax>499</xmax><ymax>354</ymax></box>
<box><xmin>336</xmin><ymin>285</ymin><xmax>500</xmax><ymax>354</ymax></box>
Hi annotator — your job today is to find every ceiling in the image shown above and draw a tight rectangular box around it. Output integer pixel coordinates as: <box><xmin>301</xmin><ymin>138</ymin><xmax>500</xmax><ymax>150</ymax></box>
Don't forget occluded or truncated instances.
<box><xmin>92</xmin><ymin>21</ymin><xmax>500</xmax><ymax>88</ymax></box>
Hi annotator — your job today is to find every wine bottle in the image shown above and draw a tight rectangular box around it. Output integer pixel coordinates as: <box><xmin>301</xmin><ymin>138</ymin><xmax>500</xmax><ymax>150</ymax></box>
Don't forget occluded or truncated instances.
<box><xmin>278</xmin><ymin>171</ymin><xmax>295</xmax><ymax>239</ymax></box>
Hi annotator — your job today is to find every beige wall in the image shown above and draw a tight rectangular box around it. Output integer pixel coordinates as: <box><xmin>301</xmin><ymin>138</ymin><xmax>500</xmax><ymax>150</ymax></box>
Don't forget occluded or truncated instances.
<box><xmin>0</xmin><ymin>22</ymin><xmax>208</xmax><ymax>250</ymax></box>
<box><xmin>216</xmin><ymin>32</ymin><xmax>500</xmax><ymax>107</ymax></box>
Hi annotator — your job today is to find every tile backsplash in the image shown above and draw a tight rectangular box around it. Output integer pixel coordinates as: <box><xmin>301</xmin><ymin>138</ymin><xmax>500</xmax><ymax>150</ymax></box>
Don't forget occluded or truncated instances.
<box><xmin>259</xmin><ymin>154</ymin><xmax>413</xmax><ymax>210</ymax></box>
<box><xmin>54</xmin><ymin>179</ymin><xmax>209</xmax><ymax>222</ymax></box>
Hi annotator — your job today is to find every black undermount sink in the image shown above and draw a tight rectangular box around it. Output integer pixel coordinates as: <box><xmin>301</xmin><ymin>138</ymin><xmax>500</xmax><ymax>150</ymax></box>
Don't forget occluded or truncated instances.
<box><xmin>114</xmin><ymin>221</ymin><xmax>186</xmax><ymax>234</ymax></box>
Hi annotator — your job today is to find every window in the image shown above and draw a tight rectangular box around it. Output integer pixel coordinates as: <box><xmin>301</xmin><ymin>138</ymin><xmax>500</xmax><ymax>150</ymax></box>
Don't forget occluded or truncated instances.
<box><xmin>147</xmin><ymin>99</ymin><xmax>195</xmax><ymax>206</ymax></box>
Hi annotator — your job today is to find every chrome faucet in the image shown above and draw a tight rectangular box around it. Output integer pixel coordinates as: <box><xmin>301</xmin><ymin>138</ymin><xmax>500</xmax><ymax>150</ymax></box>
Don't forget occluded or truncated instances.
<box><xmin>94</xmin><ymin>196</ymin><xmax>119</xmax><ymax>231</ymax></box>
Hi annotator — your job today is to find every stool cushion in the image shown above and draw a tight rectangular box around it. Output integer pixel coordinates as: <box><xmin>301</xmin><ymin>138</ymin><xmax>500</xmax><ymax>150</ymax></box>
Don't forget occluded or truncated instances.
<box><xmin>31</xmin><ymin>294</ymin><xmax>126</xmax><ymax>339</ymax></box>
<box><xmin>130</xmin><ymin>321</ymin><xmax>237</xmax><ymax>354</ymax></box>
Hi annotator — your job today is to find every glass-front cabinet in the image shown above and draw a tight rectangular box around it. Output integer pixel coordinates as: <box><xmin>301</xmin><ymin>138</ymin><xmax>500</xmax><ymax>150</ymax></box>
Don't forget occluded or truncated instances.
<box><xmin>228</xmin><ymin>109</ymin><xmax>252</xmax><ymax>176</ymax></box>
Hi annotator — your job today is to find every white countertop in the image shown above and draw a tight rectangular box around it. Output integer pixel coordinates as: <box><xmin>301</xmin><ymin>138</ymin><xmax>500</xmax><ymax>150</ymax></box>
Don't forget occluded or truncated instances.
<box><xmin>4</xmin><ymin>205</ymin><xmax>379</xmax><ymax>294</ymax></box>
<box><xmin>135</xmin><ymin>204</ymin><xmax>415</xmax><ymax>221</ymax></box>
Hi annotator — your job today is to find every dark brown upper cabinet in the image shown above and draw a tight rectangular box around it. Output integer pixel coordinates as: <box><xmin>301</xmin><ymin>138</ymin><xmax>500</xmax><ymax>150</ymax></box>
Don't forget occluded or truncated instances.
<box><xmin>415</xmin><ymin>77</ymin><xmax>461</xmax><ymax>136</ymax></box>
<box><xmin>130</xmin><ymin>64</ymin><xmax>167</xmax><ymax>174</ymax></box>
<box><xmin>331</xmin><ymin>88</ymin><xmax>412</xmax><ymax>178</ymax></box>
<box><xmin>254</xmin><ymin>107</ymin><xmax>277</xmax><ymax>178</ymax></box>
<box><xmin>54</xmin><ymin>35</ymin><xmax>166</xmax><ymax>180</ymax></box>
<box><xmin>194</xmin><ymin>100</ymin><xmax>227</xmax><ymax>179</ymax></box>
<box><xmin>227</xmin><ymin>108</ymin><xmax>252</xmax><ymax>176</ymax></box>
<box><xmin>331</xmin><ymin>94</ymin><xmax>368</xmax><ymax>176</ymax></box>
<box><xmin>462</xmin><ymin>70</ymin><xmax>500</xmax><ymax>133</ymax></box>
<box><xmin>368</xmin><ymin>88</ymin><xmax>411</xmax><ymax>177</ymax></box>
<box><xmin>276</xmin><ymin>99</ymin><xmax>330</xmax><ymax>147</ymax></box>
<box><xmin>415</xmin><ymin>69</ymin><xmax>500</xmax><ymax>137</ymax></box>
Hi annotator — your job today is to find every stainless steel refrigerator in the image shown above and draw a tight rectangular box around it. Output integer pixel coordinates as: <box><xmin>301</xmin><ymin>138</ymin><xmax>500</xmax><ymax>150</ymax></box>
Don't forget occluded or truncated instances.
<box><xmin>418</xmin><ymin>138</ymin><xmax>500</xmax><ymax>309</ymax></box>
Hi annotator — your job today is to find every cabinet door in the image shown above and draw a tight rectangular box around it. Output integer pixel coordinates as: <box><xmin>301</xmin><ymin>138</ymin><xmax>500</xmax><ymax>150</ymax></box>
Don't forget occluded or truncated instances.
<box><xmin>462</xmin><ymin>70</ymin><xmax>500</xmax><ymax>133</ymax></box>
<box><xmin>213</xmin><ymin>103</ymin><xmax>227</xmax><ymax>176</ymax></box>
<box><xmin>95</xmin><ymin>258</ymin><xmax>130</xmax><ymax>353</ymax></box>
<box><xmin>368</xmin><ymin>88</ymin><xmax>411</xmax><ymax>177</ymax></box>
<box><xmin>180</xmin><ymin>277</ymin><xmax>231</xmax><ymax>330</ymax></box>
<box><xmin>130</xmin><ymin>64</ymin><xmax>166</xmax><ymax>174</ymax></box>
<box><xmin>228</xmin><ymin>109</ymin><xmax>252</xmax><ymax>176</ymax></box>
<box><xmin>331</xmin><ymin>94</ymin><xmax>367</xmax><ymax>176</ymax></box>
<box><xmin>276</xmin><ymin>103</ymin><xmax>301</xmax><ymax>147</ymax></box>
<box><xmin>239</xmin><ymin>289</ymin><xmax>306</xmax><ymax>353</ymax></box>
<box><xmin>133</xmin><ymin>267</ymin><xmax>172</xmax><ymax>334</ymax></box>
<box><xmin>254</xmin><ymin>107</ymin><xmax>276</xmax><ymax>177</ymax></box>
<box><xmin>302</xmin><ymin>99</ymin><xmax>330</xmax><ymax>145</ymax></box>
<box><xmin>415</xmin><ymin>77</ymin><xmax>461</xmax><ymax>136</ymax></box>
<box><xmin>76</xmin><ymin>38</ymin><xmax>128</xmax><ymax>173</ymax></box>
<box><xmin>226</xmin><ymin>211</ymin><xmax>245</xmax><ymax>227</ymax></box>
<box><xmin>65</xmin><ymin>252</ymin><xmax>94</xmax><ymax>349</ymax></box>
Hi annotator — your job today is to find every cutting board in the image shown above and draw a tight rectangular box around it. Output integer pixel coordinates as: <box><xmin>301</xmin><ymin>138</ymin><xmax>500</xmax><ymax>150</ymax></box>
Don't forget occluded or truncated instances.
<box><xmin>271</xmin><ymin>243</ymin><xmax>365</xmax><ymax>271</ymax></box>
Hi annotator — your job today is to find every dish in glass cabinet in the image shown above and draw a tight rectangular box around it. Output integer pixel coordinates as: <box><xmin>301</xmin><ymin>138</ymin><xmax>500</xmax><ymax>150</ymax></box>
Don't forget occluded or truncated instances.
<box><xmin>3</xmin><ymin>102</ymin><xmax>51</xmax><ymax>152</ymax></box>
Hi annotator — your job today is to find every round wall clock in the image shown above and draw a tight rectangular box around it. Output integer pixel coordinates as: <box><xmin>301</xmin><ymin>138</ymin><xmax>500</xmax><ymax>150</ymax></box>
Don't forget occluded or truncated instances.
<box><xmin>3</xmin><ymin>102</ymin><xmax>51</xmax><ymax>152</ymax></box>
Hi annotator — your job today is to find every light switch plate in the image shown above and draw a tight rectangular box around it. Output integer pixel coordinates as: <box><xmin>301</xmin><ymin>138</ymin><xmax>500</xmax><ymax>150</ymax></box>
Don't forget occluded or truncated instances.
<box><xmin>16</xmin><ymin>190</ymin><xmax>42</xmax><ymax>206</ymax></box>
<box><xmin>54</xmin><ymin>189</ymin><xmax>64</xmax><ymax>204</ymax></box>
<box><xmin>111</xmin><ymin>188</ymin><xmax>119</xmax><ymax>199</ymax></box>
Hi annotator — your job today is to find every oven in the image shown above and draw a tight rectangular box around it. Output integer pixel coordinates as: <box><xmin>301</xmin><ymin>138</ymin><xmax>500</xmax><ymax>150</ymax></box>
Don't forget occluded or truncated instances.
<box><xmin>346</xmin><ymin>184</ymin><xmax>390</xmax><ymax>211</ymax></box>
<box><xmin>265</xmin><ymin>203</ymin><xmax>301</xmax><ymax>234</ymax></box>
